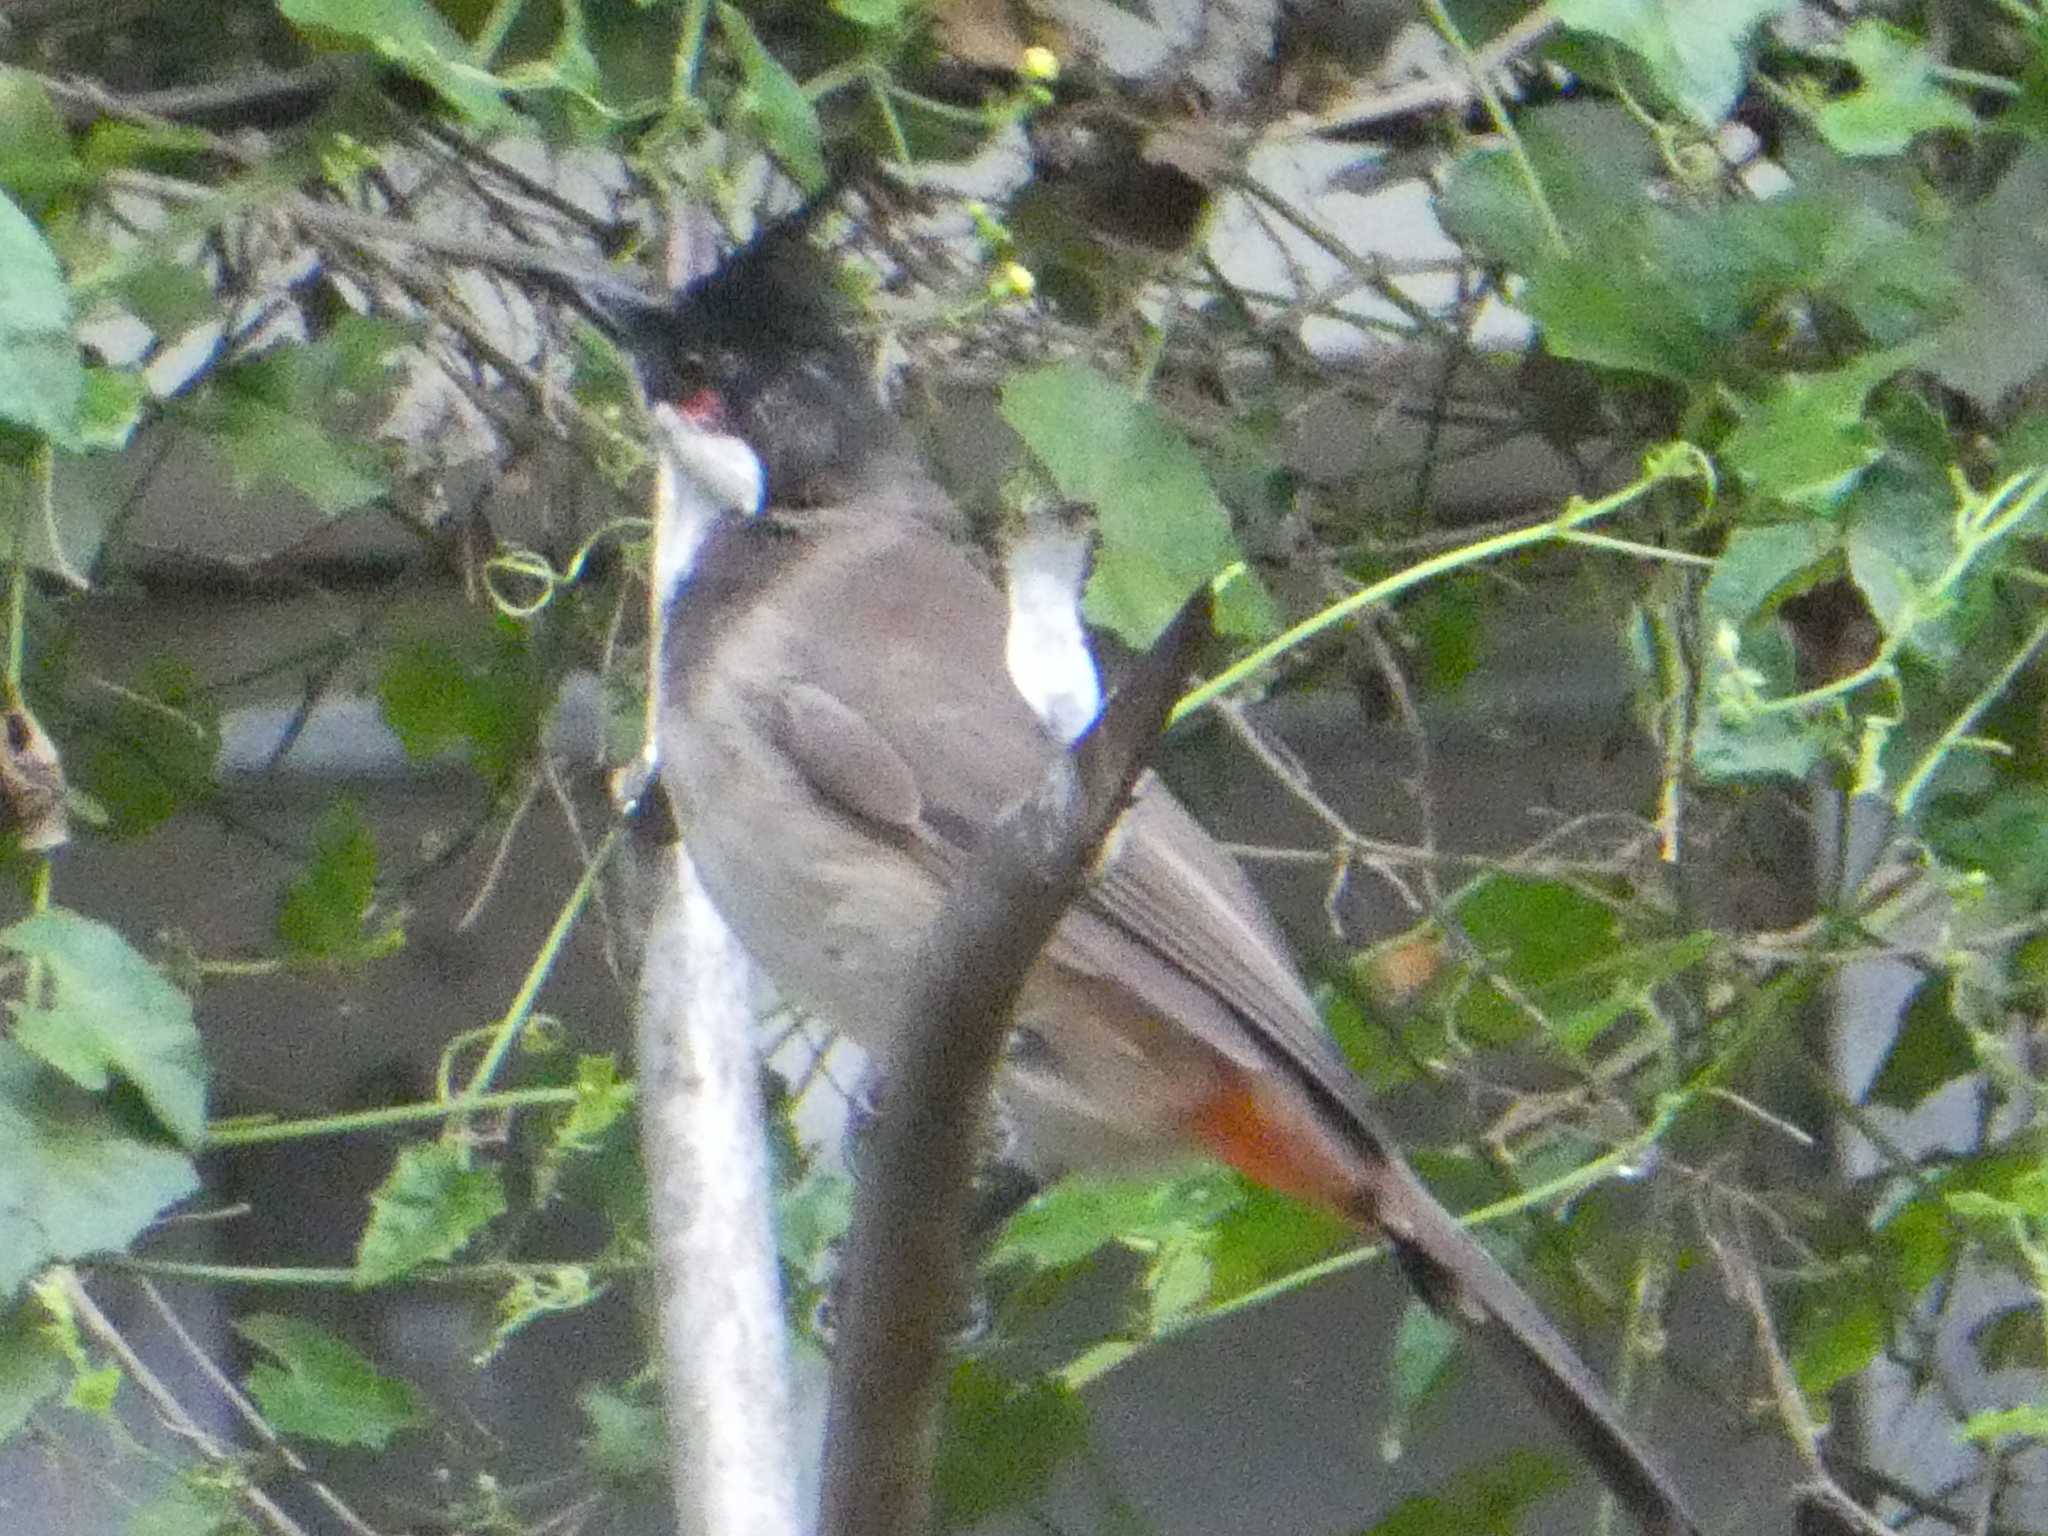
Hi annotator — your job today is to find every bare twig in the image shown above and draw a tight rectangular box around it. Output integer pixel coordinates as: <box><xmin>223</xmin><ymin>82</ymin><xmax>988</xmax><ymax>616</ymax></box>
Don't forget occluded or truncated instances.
<box><xmin>43</xmin><ymin>61</ymin><xmax>349</xmax><ymax>132</ymax></box>
<box><xmin>635</xmin><ymin>374</ymin><xmax>804</xmax><ymax>1536</ymax></box>
<box><xmin>1215</xmin><ymin>698</ymin><xmax>1426</xmax><ymax>923</ymax></box>
<box><xmin>133</xmin><ymin>1279</ymin><xmax>385</xmax><ymax>1536</ymax></box>
<box><xmin>1704</xmin><ymin>1220</ymin><xmax>1893</xmax><ymax>1536</ymax></box>
<box><xmin>635</xmin><ymin>843</ymin><xmax>804</xmax><ymax>1536</ymax></box>
<box><xmin>57</xmin><ymin>1271</ymin><xmax>321</xmax><ymax>1536</ymax></box>
<box><xmin>1283</xmin><ymin>6</ymin><xmax>1562</xmax><ymax>141</ymax></box>
<box><xmin>1357</xmin><ymin>614</ymin><xmax>1443</xmax><ymax>910</ymax></box>
<box><xmin>818</xmin><ymin>594</ymin><xmax>1209</xmax><ymax>1536</ymax></box>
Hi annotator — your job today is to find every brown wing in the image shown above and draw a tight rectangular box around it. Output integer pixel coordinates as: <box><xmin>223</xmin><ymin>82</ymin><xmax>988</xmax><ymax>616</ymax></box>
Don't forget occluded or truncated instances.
<box><xmin>755</xmin><ymin>506</ymin><xmax>1371</xmax><ymax>1124</ymax></box>
<box><xmin>674</xmin><ymin>497</ymin><xmax>1701</xmax><ymax>1536</ymax></box>
<box><xmin>776</xmin><ymin>681</ymin><xmax>924</xmax><ymax>830</ymax></box>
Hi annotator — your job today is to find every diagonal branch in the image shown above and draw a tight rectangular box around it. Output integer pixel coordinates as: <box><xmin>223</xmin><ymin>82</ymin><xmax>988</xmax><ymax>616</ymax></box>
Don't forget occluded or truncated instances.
<box><xmin>817</xmin><ymin>591</ymin><xmax>1211</xmax><ymax>1536</ymax></box>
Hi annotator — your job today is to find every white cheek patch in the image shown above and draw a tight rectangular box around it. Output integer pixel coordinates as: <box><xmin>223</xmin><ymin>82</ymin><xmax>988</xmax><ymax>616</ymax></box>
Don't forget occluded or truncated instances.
<box><xmin>648</xmin><ymin>404</ymin><xmax>768</xmax><ymax>621</ymax></box>
<box><xmin>631</xmin><ymin>407</ymin><xmax>770</xmax><ymax>801</ymax></box>
<box><xmin>1004</xmin><ymin>522</ymin><xmax>1100</xmax><ymax>745</ymax></box>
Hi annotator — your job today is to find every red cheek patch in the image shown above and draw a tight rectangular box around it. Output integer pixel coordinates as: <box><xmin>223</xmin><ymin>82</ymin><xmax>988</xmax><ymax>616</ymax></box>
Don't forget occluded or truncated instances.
<box><xmin>679</xmin><ymin>388</ymin><xmax>729</xmax><ymax>429</ymax></box>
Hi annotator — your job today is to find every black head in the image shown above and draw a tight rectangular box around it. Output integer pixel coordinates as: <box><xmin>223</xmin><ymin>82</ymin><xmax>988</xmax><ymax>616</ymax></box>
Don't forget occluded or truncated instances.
<box><xmin>577</xmin><ymin>203</ymin><xmax>893</xmax><ymax>507</ymax></box>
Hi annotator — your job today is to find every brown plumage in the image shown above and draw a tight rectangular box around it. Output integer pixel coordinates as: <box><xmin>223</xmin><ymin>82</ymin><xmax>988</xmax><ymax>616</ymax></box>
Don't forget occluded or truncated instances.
<box><xmin>655</xmin><ymin>455</ymin><xmax>1699</xmax><ymax>1536</ymax></box>
<box><xmin>624</xmin><ymin>207</ymin><xmax>1699</xmax><ymax>1533</ymax></box>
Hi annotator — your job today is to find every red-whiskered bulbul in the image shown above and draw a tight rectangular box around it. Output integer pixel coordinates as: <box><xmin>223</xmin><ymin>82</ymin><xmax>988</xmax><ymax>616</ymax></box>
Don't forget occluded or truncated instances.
<box><xmin>616</xmin><ymin>214</ymin><xmax>1703</xmax><ymax>1536</ymax></box>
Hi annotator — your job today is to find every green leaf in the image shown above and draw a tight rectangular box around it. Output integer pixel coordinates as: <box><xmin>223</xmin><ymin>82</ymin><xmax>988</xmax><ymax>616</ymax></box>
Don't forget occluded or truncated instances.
<box><xmin>776</xmin><ymin>1165</ymin><xmax>854</xmax><ymax>1282</ymax></box>
<box><xmin>1872</xmin><ymin>1146</ymin><xmax>2048</xmax><ymax>1298</ymax></box>
<box><xmin>989</xmin><ymin>1168</ymin><xmax>1240</xmax><ymax>1270</ymax></box>
<box><xmin>1877</xmin><ymin>1201</ymin><xmax>1950</xmax><ymax>1300</ymax></box>
<box><xmin>1943</xmin><ymin>1189</ymin><xmax>2017</xmax><ymax>1223</ymax></box>
<box><xmin>1408</xmin><ymin>576</ymin><xmax>1485</xmax><ymax>693</ymax></box>
<box><xmin>71</xmin><ymin>657</ymin><xmax>220</xmax><ymax>838</ymax></box>
<box><xmin>534</xmin><ymin>1054</ymin><xmax>636</xmax><ymax>1205</ymax></box>
<box><xmin>206</xmin><ymin>396</ymin><xmax>388</xmax><ymax>516</ymax></box>
<box><xmin>833</xmin><ymin>0</ymin><xmax>906</xmax><ymax>27</ymax></box>
<box><xmin>2017</xmin><ymin>932</ymin><xmax>2048</xmax><ymax>998</ymax></box>
<box><xmin>1202</xmin><ymin>1181</ymin><xmax>1350</xmax><ymax>1305</ymax></box>
<box><xmin>1815</xmin><ymin>21</ymin><xmax>1979</xmax><ymax>157</ymax></box>
<box><xmin>236</xmin><ymin>1313</ymin><xmax>423</xmax><ymax>1448</ymax></box>
<box><xmin>1949</xmin><ymin>1168</ymin><xmax>2048</xmax><ymax>1223</ymax></box>
<box><xmin>1442</xmin><ymin>103</ymin><xmax>1658</xmax><ymax>272</ymax></box>
<box><xmin>1810</xmin><ymin>201</ymin><xmax>1960</xmax><ymax>346</ymax></box>
<box><xmin>0</xmin><ymin>189</ymin><xmax>83</xmax><ymax>445</ymax></box>
<box><xmin>717</xmin><ymin>4</ymin><xmax>827</xmax><ymax>193</ymax></box>
<box><xmin>1143</xmin><ymin>1239</ymin><xmax>1214</xmax><ymax>1329</ymax></box>
<box><xmin>1722</xmin><ymin>350</ymin><xmax>1914</xmax><ymax>506</ymax></box>
<box><xmin>1923</xmin><ymin>147</ymin><xmax>2048</xmax><ymax>408</ymax></box>
<box><xmin>127</xmin><ymin>1473</ymin><xmax>244</xmax><ymax>1536</ymax></box>
<box><xmin>1695</xmin><ymin>621</ymin><xmax>1832</xmax><ymax>782</ymax></box>
<box><xmin>177</xmin><ymin>307</ymin><xmax>408</xmax><ymax>518</ymax></box>
<box><xmin>1789</xmin><ymin>1286</ymin><xmax>1885</xmax><ymax>1400</ymax></box>
<box><xmin>0</xmin><ymin>908</ymin><xmax>207</xmax><ymax>1147</ymax></box>
<box><xmin>1449</xmin><ymin>106</ymin><xmax>1954</xmax><ymax>380</ymax></box>
<box><xmin>100</xmin><ymin>260</ymin><xmax>218</xmax><ymax>341</ymax></box>
<box><xmin>76</xmin><ymin>368</ymin><xmax>148</xmax><ymax>452</ymax></box>
<box><xmin>1553</xmin><ymin>0</ymin><xmax>1791</xmax><ymax>126</ymax></box>
<box><xmin>1970</xmin><ymin>1304</ymin><xmax>2048</xmax><ymax>1372</ymax></box>
<box><xmin>376</xmin><ymin>622</ymin><xmax>543</xmax><ymax>788</ymax></box>
<box><xmin>1522</xmin><ymin>249</ymin><xmax>1717</xmax><ymax>381</ymax></box>
<box><xmin>2016</xmin><ymin>18</ymin><xmax>2048</xmax><ymax>141</ymax></box>
<box><xmin>0</xmin><ymin>1040</ymin><xmax>200</xmax><ymax>1299</ymax></box>
<box><xmin>934</xmin><ymin>1360</ymin><xmax>1088</xmax><ymax>1529</ymax></box>
<box><xmin>1839</xmin><ymin>448</ymin><xmax>1959</xmax><ymax>652</ymax></box>
<box><xmin>356</xmin><ymin>1142</ymin><xmax>507</xmax><ymax>1284</ymax></box>
<box><xmin>1000</xmin><ymin>362</ymin><xmax>1274</xmax><ymax>645</ymax></box>
<box><xmin>69</xmin><ymin>1361</ymin><xmax>119</xmax><ymax>1416</ymax></box>
<box><xmin>1439</xmin><ymin>144</ymin><xmax>1565</xmax><ymax>277</ymax></box>
<box><xmin>495</xmin><ymin>2</ymin><xmax>613</xmax><ymax>131</ymax></box>
<box><xmin>1867</xmin><ymin>976</ymin><xmax>1976</xmax><ymax>1110</ymax></box>
<box><xmin>1446</xmin><ymin>877</ymin><xmax>1622</xmax><ymax>1048</ymax></box>
<box><xmin>0</xmin><ymin>447</ymin><xmax>121</xmax><ymax>582</ymax></box>
<box><xmin>580</xmin><ymin>1379</ymin><xmax>666</xmax><ymax>1488</ymax></box>
<box><xmin>0</xmin><ymin>69</ymin><xmax>84</xmax><ymax>210</ymax></box>
<box><xmin>77</xmin><ymin>118</ymin><xmax>216</xmax><ymax>176</ymax></box>
<box><xmin>480</xmin><ymin>1265</ymin><xmax>600</xmax><ymax>1362</ymax></box>
<box><xmin>1358</xmin><ymin>1446</ymin><xmax>1568</xmax><ymax>1536</ymax></box>
<box><xmin>0</xmin><ymin>1296</ymin><xmax>65</xmax><ymax>1443</ymax></box>
<box><xmin>1926</xmin><ymin>786</ymin><xmax>2048</xmax><ymax>906</ymax></box>
<box><xmin>277</xmin><ymin>799</ymin><xmax>395</xmax><ymax>964</ymax></box>
<box><xmin>1379</xmin><ymin>1300</ymin><xmax>1460</xmax><ymax>1462</ymax></box>
<box><xmin>278</xmin><ymin>0</ymin><xmax>511</xmax><ymax>126</ymax></box>
<box><xmin>1700</xmin><ymin>522</ymin><xmax>1838</xmax><ymax>631</ymax></box>
<box><xmin>1543</xmin><ymin>934</ymin><xmax>1716</xmax><ymax>1060</ymax></box>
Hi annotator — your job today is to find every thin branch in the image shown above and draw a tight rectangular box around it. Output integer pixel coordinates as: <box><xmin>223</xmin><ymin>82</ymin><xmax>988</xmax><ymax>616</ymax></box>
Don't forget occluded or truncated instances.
<box><xmin>133</xmin><ymin>1279</ymin><xmax>385</xmax><ymax>1536</ymax></box>
<box><xmin>1216</xmin><ymin>697</ymin><xmax>1426</xmax><ymax>922</ymax></box>
<box><xmin>43</xmin><ymin>61</ymin><xmax>349</xmax><ymax>132</ymax></box>
<box><xmin>635</xmin><ymin>399</ymin><xmax>803</xmax><ymax>1536</ymax></box>
<box><xmin>1704</xmin><ymin>1220</ymin><xmax>1894</xmax><ymax>1536</ymax></box>
<box><xmin>635</xmin><ymin>842</ymin><xmax>805</xmax><ymax>1536</ymax></box>
<box><xmin>818</xmin><ymin>594</ymin><xmax>1209</xmax><ymax>1536</ymax></box>
<box><xmin>1280</xmin><ymin>6</ymin><xmax>1562</xmax><ymax>141</ymax></box>
<box><xmin>57</xmin><ymin>1270</ymin><xmax>319</xmax><ymax>1536</ymax></box>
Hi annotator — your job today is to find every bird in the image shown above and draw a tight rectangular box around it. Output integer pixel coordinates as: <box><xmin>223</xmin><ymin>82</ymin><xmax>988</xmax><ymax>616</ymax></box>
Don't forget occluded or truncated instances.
<box><xmin>606</xmin><ymin>206</ymin><xmax>1703</xmax><ymax>1536</ymax></box>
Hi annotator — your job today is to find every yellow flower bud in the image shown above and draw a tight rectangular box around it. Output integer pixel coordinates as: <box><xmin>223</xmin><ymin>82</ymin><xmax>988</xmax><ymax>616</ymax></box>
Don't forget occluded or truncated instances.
<box><xmin>997</xmin><ymin>261</ymin><xmax>1036</xmax><ymax>299</ymax></box>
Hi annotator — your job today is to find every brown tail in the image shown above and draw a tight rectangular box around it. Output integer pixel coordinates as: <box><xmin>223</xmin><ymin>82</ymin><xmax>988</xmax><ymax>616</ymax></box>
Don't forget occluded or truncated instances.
<box><xmin>1363</xmin><ymin>1172</ymin><xmax>1702</xmax><ymax>1536</ymax></box>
